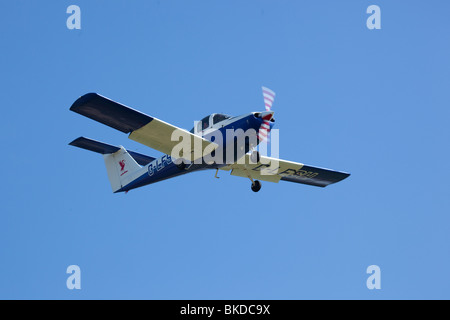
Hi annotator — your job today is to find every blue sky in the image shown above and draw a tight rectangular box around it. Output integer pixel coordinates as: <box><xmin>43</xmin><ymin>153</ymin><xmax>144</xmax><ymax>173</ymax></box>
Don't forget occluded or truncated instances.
<box><xmin>1</xmin><ymin>0</ymin><xmax>449</xmax><ymax>299</ymax></box>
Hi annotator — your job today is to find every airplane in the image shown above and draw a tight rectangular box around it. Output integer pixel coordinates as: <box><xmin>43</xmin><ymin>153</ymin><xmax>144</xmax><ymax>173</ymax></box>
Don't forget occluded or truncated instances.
<box><xmin>69</xmin><ymin>87</ymin><xmax>350</xmax><ymax>193</ymax></box>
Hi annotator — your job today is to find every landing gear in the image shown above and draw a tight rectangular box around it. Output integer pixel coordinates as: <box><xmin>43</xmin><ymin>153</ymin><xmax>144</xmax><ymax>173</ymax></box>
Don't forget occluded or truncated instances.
<box><xmin>250</xmin><ymin>150</ymin><xmax>261</xmax><ymax>163</ymax></box>
<box><xmin>251</xmin><ymin>180</ymin><xmax>262</xmax><ymax>192</ymax></box>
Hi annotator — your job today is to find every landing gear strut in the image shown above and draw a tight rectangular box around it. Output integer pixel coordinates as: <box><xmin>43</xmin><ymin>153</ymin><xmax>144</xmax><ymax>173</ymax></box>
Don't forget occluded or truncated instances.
<box><xmin>250</xmin><ymin>150</ymin><xmax>261</xmax><ymax>163</ymax></box>
<box><xmin>251</xmin><ymin>180</ymin><xmax>262</xmax><ymax>192</ymax></box>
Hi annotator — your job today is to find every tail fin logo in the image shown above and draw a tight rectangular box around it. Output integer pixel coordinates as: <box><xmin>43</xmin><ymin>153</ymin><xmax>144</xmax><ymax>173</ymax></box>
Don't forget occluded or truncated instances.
<box><xmin>119</xmin><ymin>160</ymin><xmax>128</xmax><ymax>176</ymax></box>
<box><xmin>119</xmin><ymin>160</ymin><xmax>126</xmax><ymax>171</ymax></box>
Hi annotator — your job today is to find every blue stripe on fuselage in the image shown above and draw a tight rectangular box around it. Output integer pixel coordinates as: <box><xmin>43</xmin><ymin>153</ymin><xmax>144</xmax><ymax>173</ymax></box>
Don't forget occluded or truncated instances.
<box><xmin>117</xmin><ymin>157</ymin><xmax>182</xmax><ymax>192</ymax></box>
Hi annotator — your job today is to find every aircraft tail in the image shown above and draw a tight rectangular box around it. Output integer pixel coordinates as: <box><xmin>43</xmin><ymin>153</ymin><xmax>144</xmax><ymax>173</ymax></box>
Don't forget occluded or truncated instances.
<box><xmin>103</xmin><ymin>147</ymin><xmax>142</xmax><ymax>192</ymax></box>
<box><xmin>69</xmin><ymin>137</ymin><xmax>153</xmax><ymax>192</ymax></box>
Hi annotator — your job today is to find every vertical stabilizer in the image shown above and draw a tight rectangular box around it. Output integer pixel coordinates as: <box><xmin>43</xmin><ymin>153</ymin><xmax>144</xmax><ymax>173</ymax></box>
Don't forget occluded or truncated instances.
<box><xmin>103</xmin><ymin>147</ymin><xmax>142</xmax><ymax>192</ymax></box>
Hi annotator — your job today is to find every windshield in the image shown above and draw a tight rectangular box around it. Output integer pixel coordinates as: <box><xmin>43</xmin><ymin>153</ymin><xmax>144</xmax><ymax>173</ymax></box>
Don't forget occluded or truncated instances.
<box><xmin>189</xmin><ymin>114</ymin><xmax>232</xmax><ymax>133</ymax></box>
<box><xmin>213</xmin><ymin>113</ymin><xmax>232</xmax><ymax>125</ymax></box>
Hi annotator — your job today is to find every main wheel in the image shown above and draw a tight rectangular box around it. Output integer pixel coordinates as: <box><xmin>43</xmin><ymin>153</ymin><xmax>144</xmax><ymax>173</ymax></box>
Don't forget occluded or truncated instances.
<box><xmin>251</xmin><ymin>180</ymin><xmax>262</xmax><ymax>192</ymax></box>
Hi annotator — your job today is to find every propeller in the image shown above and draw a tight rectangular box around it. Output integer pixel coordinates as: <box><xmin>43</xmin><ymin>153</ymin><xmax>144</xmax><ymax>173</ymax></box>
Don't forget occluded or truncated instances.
<box><xmin>258</xmin><ymin>86</ymin><xmax>275</xmax><ymax>142</ymax></box>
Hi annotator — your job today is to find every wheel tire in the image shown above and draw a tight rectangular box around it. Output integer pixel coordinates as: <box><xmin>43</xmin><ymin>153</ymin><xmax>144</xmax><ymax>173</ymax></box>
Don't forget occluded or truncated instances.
<box><xmin>250</xmin><ymin>151</ymin><xmax>260</xmax><ymax>163</ymax></box>
<box><xmin>251</xmin><ymin>180</ymin><xmax>262</xmax><ymax>192</ymax></box>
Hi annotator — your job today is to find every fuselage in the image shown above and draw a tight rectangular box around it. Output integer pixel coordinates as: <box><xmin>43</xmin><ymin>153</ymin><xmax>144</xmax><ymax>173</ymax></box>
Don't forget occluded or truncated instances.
<box><xmin>116</xmin><ymin>112</ymin><xmax>274</xmax><ymax>192</ymax></box>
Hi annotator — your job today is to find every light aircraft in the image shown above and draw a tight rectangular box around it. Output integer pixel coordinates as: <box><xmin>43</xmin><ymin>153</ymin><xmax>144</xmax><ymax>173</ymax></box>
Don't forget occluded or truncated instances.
<box><xmin>69</xmin><ymin>87</ymin><xmax>350</xmax><ymax>193</ymax></box>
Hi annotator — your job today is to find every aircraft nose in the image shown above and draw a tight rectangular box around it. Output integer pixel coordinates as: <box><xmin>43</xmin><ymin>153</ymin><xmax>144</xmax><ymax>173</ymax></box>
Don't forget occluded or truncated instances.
<box><xmin>259</xmin><ymin>111</ymin><xmax>274</xmax><ymax>121</ymax></box>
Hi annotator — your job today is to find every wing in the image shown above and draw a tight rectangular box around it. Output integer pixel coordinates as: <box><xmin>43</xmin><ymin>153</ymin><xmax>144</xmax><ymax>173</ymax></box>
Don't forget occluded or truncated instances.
<box><xmin>220</xmin><ymin>154</ymin><xmax>350</xmax><ymax>187</ymax></box>
<box><xmin>70</xmin><ymin>93</ymin><xmax>217</xmax><ymax>161</ymax></box>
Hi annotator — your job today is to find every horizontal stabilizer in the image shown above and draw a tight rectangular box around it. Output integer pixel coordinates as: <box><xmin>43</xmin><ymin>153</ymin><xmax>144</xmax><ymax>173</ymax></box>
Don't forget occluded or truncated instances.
<box><xmin>70</xmin><ymin>93</ymin><xmax>153</xmax><ymax>133</ymax></box>
<box><xmin>69</xmin><ymin>137</ymin><xmax>155</xmax><ymax>166</ymax></box>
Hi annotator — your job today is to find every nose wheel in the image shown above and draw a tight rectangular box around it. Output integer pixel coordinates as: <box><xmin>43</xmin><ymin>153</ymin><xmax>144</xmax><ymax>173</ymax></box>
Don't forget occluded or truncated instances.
<box><xmin>251</xmin><ymin>180</ymin><xmax>262</xmax><ymax>192</ymax></box>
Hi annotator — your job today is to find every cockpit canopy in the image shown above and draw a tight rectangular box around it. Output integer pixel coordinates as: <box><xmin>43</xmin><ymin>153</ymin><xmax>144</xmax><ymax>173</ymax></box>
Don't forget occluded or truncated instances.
<box><xmin>190</xmin><ymin>113</ymin><xmax>232</xmax><ymax>134</ymax></box>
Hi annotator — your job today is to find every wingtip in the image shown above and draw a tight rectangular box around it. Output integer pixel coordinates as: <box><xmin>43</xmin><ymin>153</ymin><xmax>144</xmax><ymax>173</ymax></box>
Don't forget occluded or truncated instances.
<box><xmin>68</xmin><ymin>136</ymin><xmax>85</xmax><ymax>146</ymax></box>
<box><xmin>69</xmin><ymin>92</ymin><xmax>99</xmax><ymax>112</ymax></box>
